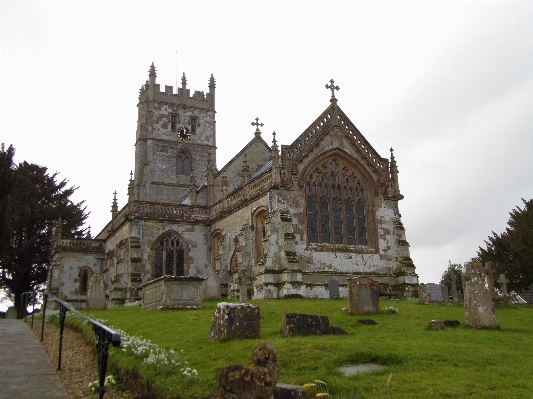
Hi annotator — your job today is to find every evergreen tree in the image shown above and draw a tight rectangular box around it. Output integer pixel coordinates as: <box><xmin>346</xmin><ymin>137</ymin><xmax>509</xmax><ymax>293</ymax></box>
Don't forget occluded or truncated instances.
<box><xmin>478</xmin><ymin>199</ymin><xmax>533</xmax><ymax>292</ymax></box>
<box><xmin>0</xmin><ymin>157</ymin><xmax>88</xmax><ymax>318</ymax></box>
<box><xmin>0</xmin><ymin>144</ymin><xmax>15</xmax><ymax>265</ymax></box>
<box><xmin>439</xmin><ymin>261</ymin><xmax>463</xmax><ymax>296</ymax></box>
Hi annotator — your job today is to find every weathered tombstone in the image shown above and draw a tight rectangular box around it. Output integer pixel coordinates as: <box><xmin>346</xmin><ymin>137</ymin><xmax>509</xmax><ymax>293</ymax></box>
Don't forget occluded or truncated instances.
<box><xmin>425</xmin><ymin>283</ymin><xmax>445</xmax><ymax>302</ymax></box>
<box><xmin>211</xmin><ymin>342</ymin><xmax>279</xmax><ymax>399</ymax></box>
<box><xmin>281</xmin><ymin>313</ymin><xmax>329</xmax><ymax>337</ymax></box>
<box><xmin>202</xmin><ymin>265</ymin><xmax>221</xmax><ymax>300</ymax></box>
<box><xmin>441</xmin><ymin>284</ymin><xmax>449</xmax><ymax>301</ymax></box>
<box><xmin>141</xmin><ymin>276</ymin><xmax>205</xmax><ymax>310</ymax></box>
<box><xmin>348</xmin><ymin>277</ymin><xmax>380</xmax><ymax>314</ymax></box>
<box><xmin>109</xmin><ymin>284</ymin><xmax>127</xmax><ymax>308</ymax></box>
<box><xmin>428</xmin><ymin>320</ymin><xmax>445</xmax><ymax>330</ymax></box>
<box><xmin>498</xmin><ymin>273</ymin><xmax>510</xmax><ymax>294</ymax></box>
<box><xmin>209</xmin><ymin>302</ymin><xmax>260</xmax><ymax>341</ymax></box>
<box><xmin>463</xmin><ymin>260</ymin><xmax>498</xmax><ymax>329</ymax></box>
<box><xmin>87</xmin><ymin>274</ymin><xmax>107</xmax><ymax>309</ymax></box>
<box><xmin>328</xmin><ymin>278</ymin><xmax>340</xmax><ymax>299</ymax></box>
<box><xmin>274</xmin><ymin>383</ymin><xmax>308</xmax><ymax>399</ymax></box>
<box><xmin>5</xmin><ymin>306</ymin><xmax>17</xmax><ymax>319</ymax></box>
<box><xmin>451</xmin><ymin>272</ymin><xmax>460</xmax><ymax>302</ymax></box>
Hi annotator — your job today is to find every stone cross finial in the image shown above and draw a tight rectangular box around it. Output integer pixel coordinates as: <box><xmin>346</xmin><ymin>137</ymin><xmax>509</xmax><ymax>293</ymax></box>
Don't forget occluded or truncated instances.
<box><xmin>325</xmin><ymin>79</ymin><xmax>340</xmax><ymax>103</ymax></box>
<box><xmin>251</xmin><ymin>117</ymin><xmax>264</xmax><ymax>134</ymax></box>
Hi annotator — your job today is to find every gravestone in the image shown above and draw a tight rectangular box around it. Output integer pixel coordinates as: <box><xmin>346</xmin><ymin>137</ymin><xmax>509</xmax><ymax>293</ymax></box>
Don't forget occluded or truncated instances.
<box><xmin>451</xmin><ymin>272</ymin><xmax>460</xmax><ymax>302</ymax></box>
<box><xmin>202</xmin><ymin>265</ymin><xmax>221</xmax><ymax>300</ymax></box>
<box><xmin>427</xmin><ymin>320</ymin><xmax>445</xmax><ymax>330</ymax></box>
<box><xmin>209</xmin><ymin>302</ymin><xmax>260</xmax><ymax>341</ymax></box>
<box><xmin>274</xmin><ymin>383</ymin><xmax>308</xmax><ymax>399</ymax></box>
<box><xmin>422</xmin><ymin>283</ymin><xmax>446</xmax><ymax>302</ymax></box>
<box><xmin>348</xmin><ymin>277</ymin><xmax>380</xmax><ymax>314</ymax></box>
<box><xmin>328</xmin><ymin>278</ymin><xmax>340</xmax><ymax>298</ymax></box>
<box><xmin>6</xmin><ymin>306</ymin><xmax>17</xmax><ymax>319</ymax></box>
<box><xmin>498</xmin><ymin>273</ymin><xmax>510</xmax><ymax>294</ymax></box>
<box><xmin>463</xmin><ymin>260</ymin><xmax>498</xmax><ymax>329</ymax></box>
<box><xmin>211</xmin><ymin>342</ymin><xmax>279</xmax><ymax>399</ymax></box>
<box><xmin>141</xmin><ymin>276</ymin><xmax>205</xmax><ymax>310</ymax></box>
<box><xmin>87</xmin><ymin>274</ymin><xmax>107</xmax><ymax>309</ymax></box>
<box><xmin>281</xmin><ymin>313</ymin><xmax>329</xmax><ymax>337</ymax></box>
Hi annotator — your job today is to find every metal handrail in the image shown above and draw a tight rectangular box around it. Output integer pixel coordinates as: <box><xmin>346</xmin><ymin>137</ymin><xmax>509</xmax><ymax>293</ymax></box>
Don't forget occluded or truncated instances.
<box><xmin>21</xmin><ymin>292</ymin><xmax>121</xmax><ymax>399</ymax></box>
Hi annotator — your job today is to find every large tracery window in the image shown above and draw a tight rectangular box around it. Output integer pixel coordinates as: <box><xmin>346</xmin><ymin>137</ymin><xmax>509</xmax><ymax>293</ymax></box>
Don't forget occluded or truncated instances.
<box><xmin>154</xmin><ymin>235</ymin><xmax>185</xmax><ymax>278</ymax></box>
<box><xmin>306</xmin><ymin>158</ymin><xmax>368</xmax><ymax>246</ymax></box>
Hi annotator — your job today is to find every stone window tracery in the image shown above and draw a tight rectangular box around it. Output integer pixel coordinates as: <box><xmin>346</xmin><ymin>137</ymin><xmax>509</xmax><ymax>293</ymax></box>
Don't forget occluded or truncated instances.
<box><xmin>154</xmin><ymin>234</ymin><xmax>185</xmax><ymax>278</ymax></box>
<box><xmin>305</xmin><ymin>158</ymin><xmax>367</xmax><ymax>246</ymax></box>
<box><xmin>176</xmin><ymin>152</ymin><xmax>191</xmax><ymax>176</ymax></box>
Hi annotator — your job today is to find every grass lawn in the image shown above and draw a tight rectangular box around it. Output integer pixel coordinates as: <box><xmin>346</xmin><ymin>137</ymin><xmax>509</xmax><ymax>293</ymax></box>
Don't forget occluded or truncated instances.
<box><xmin>64</xmin><ymin>300</ymin><xmax>533</xmax><ymax>399</ymax></box>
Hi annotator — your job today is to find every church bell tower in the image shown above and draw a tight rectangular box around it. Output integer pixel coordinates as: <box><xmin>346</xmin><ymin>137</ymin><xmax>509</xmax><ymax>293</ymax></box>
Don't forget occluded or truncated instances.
<box><xmin>134</xmin><ymin>63</ymin><xmax>216</xmax><ymax>205</ymax></box>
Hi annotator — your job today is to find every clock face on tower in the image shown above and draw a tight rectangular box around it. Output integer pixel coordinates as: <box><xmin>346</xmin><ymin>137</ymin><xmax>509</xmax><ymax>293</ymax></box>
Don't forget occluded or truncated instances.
<box><xmin>177</xmin><ymin>127</ymin><xmax>191</xmax><ymax>140</ymax></box>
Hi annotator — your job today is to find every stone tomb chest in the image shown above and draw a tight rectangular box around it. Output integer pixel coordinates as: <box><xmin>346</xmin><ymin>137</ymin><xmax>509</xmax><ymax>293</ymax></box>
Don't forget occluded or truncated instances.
<box><xmin>141</xmin><ymin>276</ymin><xmax>205</xmax><ymax>310</ymax></box>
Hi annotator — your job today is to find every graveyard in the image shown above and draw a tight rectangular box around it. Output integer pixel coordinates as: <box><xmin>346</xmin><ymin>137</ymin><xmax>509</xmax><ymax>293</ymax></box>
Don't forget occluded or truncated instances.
<box><xmin>61</xmin><ymin>298</ymin><xmax>533</xmax><ymax>399</ymax></box>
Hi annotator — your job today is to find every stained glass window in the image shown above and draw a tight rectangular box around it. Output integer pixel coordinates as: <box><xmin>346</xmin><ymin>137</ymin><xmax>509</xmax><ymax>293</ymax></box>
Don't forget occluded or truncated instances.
<box><xmin>305</xmin><ymin>158</ymin><xmax>367</xmax><ymax>246</ymax></box>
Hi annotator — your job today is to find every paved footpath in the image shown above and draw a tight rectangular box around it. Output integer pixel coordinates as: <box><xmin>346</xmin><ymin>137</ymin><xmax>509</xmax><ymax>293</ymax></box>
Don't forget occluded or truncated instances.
<box><xmin>0</xmin><ymin>319</ymin><xmax>69</xmax><ymax>399</ymax></box>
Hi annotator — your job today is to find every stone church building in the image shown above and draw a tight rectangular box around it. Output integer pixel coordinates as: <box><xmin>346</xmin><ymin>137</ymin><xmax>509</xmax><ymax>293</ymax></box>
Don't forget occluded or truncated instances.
<box><xmin>47</xmin><ymin>63</ymin><xmax>418</xmax><ymax>308</ymax></box>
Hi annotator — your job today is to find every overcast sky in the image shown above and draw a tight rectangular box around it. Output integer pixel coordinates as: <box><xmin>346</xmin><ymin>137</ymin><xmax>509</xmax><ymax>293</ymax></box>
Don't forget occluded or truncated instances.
<box><xmin>2</xmin><ymin>1</ymin><xmax>533</xmax><ymax>301</ymax></box>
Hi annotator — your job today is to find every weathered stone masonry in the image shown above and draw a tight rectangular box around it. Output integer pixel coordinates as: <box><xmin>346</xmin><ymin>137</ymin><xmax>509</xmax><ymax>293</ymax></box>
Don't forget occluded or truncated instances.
<box><xmin>47</xmin><ymin>65</ymin><xmax>418</xmax><ymax>308</ymax></box>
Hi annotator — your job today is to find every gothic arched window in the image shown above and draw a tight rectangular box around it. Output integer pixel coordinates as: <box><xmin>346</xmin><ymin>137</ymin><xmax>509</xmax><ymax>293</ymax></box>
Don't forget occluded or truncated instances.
<box><xmin>79</xmin><ymin>268</ymin><xmax>92</xmax><ymax>295</ymax></box>
<box><xmin>176</xmin><ymin>152</ymin><xmax>191</xmax><ymax>176</ymax></box>
<box><xmin>305</xmin><ymin>158</ymin><xmax>368</xmax><ymax>246</ymax></box>
<box><xmin>154</xmin><ymin>234</ymin><xmax>185</xmax><ymax>278</ymax></box>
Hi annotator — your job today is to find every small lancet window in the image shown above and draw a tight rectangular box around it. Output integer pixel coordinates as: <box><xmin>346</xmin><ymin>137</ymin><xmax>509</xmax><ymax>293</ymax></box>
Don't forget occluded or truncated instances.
<box><xmin>170</xmin><ymin>115</ymin><xmax>178</xmax><ymax>132</ymax></box>
<box><xmin>177</xmin><ymin>152</ymin><xmax>191</xmax><ymax>176</ymax></box>
<box><xmin>190</xmin><ymin>117</ymin><xmax>198</xmax><ymax>134</ymax></box>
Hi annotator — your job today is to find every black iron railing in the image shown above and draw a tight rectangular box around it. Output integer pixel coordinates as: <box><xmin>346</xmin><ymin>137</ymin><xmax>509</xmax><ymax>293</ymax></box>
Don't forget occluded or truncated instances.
<box><xmin>21</xmin><ymin>292</ymin><xmax>121</xmax><ymax>399</ymax></box>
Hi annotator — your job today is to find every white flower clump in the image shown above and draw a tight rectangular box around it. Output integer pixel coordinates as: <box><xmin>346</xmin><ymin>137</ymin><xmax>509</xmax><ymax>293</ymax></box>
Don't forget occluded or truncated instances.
<box><xmin>84</xmin><ymin>316</ymin><xmax>198</xmax><ymax>377</ymax></box>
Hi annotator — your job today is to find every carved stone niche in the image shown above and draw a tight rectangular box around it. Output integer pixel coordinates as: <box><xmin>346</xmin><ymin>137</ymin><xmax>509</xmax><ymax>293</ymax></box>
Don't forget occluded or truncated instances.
<box><xmin>141</xmin><ymin>276</ymin><xmax>205</xmax><ymax>310</ymax></box>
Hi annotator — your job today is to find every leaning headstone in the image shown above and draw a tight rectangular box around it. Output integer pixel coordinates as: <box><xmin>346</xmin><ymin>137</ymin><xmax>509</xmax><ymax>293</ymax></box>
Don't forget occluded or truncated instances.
<box><xmin>463</xmin><ymin>260</ymin><xmax>498</xmax><ymax>329</ymax></box>
<box><xmin>328</xmin><ymin>278</ymin><xmax>340</xmax><ymax>299</ymax></box>
<box><xmin>6</xmin><ymin>306</ymin><xmax>17</xmax><ymax>319</ymax></box>
<box><xmin>212</xmin><ymin>342</ymin><xmax>279</xmax><ymax>399</ymax></box>
<box><xmin>202</xmin><ymin>265</ymin><xmax>221</xmax><ymax>300</ymax></box>
<box><xmin>348</xmin><ymin>277</ymin><xmax>380</xmax><ymax>314</ymax></box>
<box><xmin>281</xmin><ymin>313</ymin><xmax>329</xmax><ymax>337</ymax></box>
<box><xmin>87</xmin><ymin>274</ymin><xmax>107</xmax><ymax>309</ymax></box>
<box><xmin>209</xmin><ymin>302</ymin><xmax>260</xmax><ymax>341</ymax></box>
